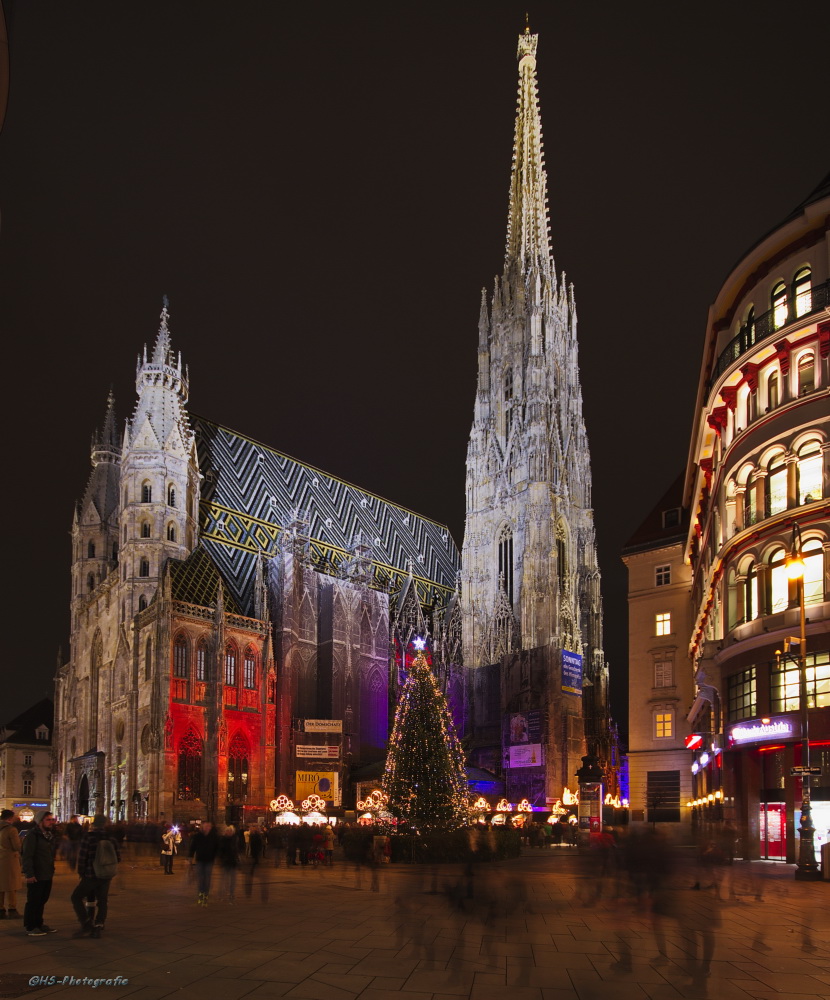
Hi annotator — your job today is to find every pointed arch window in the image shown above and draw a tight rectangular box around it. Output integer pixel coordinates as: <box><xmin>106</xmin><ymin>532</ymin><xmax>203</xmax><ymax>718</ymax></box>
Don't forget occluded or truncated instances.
<box><xmin>497</xmin><ymin>527</ymin><xmax>514</xmax><ymax>606</ymax></box>
<box><xmin>167</xmin><ymin>523</ymin><xmax>177</xmax><ymax>542</ymax></box>
<box><xmin>771</xmin><ymin>281</ymin><xmax>788</xmax><ymax>330</ymax></box>
<box><xmin>141</xmin><ymin>482</ymin><xmax>152</xmax><ymax>504</ymax></box>
<box><xmin>243</xmin><ymin>647</ymin><xmax>257</xmax><ymax>689</ymax></box>
<box><xmin>145</xmin><ymin>637</ymin><xmax>153</xmax><ymax>680</ymax></box>
<box><xmin>793</xmin><ymin>267</ymin><xmax>811</xmax><ymax>317</ymax></box>
<box><xmin>173</xmin><ymin>634</ymin><xmax>189</xmax><ymax>678</ymax></box>
<box><xmin>87</xmin><ymin>573</ymin><xmax>95</xmax><ymax>593</ymax></box>
<box><xmin>167</xmin><ymin>485</ymin><xmax>176</xmax><ymax>508</ymax></box>
<box><xmin>138</xmin><ymin>595</ymin><xmax>147</xmax><ymax>612</ymax></box>
<box><xmin>111</xmin><ymin>542</ymin><xmax>118</xmax><ymax>561</ymax></box>
<box><xmin>139</xmin><ymin>558</ymin><xmax>150</xmax><ymax>577</ymax></box>
<box><xmin>141</xmin><ymin>522</ymin><xmax>151</xmax><ymax>538</ymax></box>
<box><xmin>177</xmin><ymin>729</ymin><xmax>203</xmax><ymax>801</ymax></box>
<box><xmin>196</xmin><ymin>638</ymin><xmax>208</xmax><ymax>682</ymax></box>
<box><xmin>227</xmin><ymin>731</ymin><xmax>250</xmax><ymax>803</ymax></box>
<box><xmin>224</xmin><ymin>643</ymin><xmax>237</xmax><ymax>686</ymax></box>
<box><xmin>87</xmin><ymin>541</ymin><xmax>96</xmax><ymax>558</ymax></box>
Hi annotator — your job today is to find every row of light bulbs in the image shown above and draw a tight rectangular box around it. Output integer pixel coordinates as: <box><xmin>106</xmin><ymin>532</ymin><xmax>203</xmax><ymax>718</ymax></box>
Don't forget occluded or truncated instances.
<box><xmin>686</xmin><ymin>789</ymin><xmax>724</xmax><ymax>807</ymax></box>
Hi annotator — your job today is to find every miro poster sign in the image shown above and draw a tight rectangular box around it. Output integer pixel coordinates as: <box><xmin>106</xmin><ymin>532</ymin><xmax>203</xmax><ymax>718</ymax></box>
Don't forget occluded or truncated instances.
<box><xmin>562</xmin><ymin>650</ymin><xmax>583</xmax><ymax>696</ymax></box>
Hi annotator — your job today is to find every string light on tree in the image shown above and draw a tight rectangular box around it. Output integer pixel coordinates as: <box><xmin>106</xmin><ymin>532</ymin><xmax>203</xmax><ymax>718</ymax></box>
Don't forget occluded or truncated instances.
<box><xmin>382</xmin><ymin>638</ymin><xmax>468</xmax><ymax>832</ymax></box>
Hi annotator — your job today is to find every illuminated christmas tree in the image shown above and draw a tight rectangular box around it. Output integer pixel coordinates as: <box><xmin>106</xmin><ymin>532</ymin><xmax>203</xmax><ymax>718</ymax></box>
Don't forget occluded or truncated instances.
<box><xmin>382</xmin><ymin>639</ymin><xmax>469</xmax><ymax>832</ymax></box>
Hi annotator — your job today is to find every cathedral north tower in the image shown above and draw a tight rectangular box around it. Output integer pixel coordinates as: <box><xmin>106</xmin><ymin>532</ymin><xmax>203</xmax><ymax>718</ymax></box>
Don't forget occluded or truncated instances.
<box><xmin>461</xmin><ymin>29</ymin><xmax>608</xmax><ymax>795</ymax></box>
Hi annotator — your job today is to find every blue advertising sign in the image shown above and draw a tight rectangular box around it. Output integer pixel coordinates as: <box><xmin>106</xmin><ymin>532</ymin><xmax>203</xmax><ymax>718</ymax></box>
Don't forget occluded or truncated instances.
<box><xmin>562</xmin><ymin>650</ymin><xmax>583</xmax><ymax>696</ymax></box>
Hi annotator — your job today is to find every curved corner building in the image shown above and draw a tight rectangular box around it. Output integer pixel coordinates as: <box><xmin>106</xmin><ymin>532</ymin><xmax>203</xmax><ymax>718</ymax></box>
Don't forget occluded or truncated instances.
<box><xmin>685</xmin><ymin>173</ymin><xmax>830</xmax><ymax>862</ymax></box>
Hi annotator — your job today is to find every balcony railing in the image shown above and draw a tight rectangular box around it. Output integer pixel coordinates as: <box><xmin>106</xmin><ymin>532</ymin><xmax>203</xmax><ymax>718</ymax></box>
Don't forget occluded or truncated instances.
<box><xmin>709</xmin><ymin>279</ymin><xmax>830</xmax><ymax>390</ymax></box>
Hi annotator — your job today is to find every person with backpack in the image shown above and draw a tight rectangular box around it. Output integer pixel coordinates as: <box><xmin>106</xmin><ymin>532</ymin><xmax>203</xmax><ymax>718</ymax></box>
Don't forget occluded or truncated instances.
<box><xmin>70</xmin><ymin>815</ymin><xmax>120</xmax><ymax>938</ymax></box>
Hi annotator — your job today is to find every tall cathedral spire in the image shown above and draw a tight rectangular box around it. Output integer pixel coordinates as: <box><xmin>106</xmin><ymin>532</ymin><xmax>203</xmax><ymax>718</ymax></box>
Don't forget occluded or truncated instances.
<box><xmin>504</xmin><ymin>26</ymin><xmax>553</xmax><ymax>276</ymax></box>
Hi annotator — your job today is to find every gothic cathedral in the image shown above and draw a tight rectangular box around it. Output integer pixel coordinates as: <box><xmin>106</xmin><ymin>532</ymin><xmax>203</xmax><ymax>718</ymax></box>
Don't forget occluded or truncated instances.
<box><xmin>53</xmin><ymin>29</ymin><xmax>610</xmax><ymax>823</ymax></box>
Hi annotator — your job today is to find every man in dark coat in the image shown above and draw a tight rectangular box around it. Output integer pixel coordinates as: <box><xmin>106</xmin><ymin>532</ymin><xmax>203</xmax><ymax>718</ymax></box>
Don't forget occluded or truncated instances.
<box><xmin>21</xmin><ymin>812</ymin><xmax>58</xmax><ymax>936</ymax></box>
<box><xmin>188</xmin><ymin>822</ymin><xmax>219</xmax><ymax>905</ymax></box>
<box><xmin>70</xmin><ymin>815</ymin><xmax>121</xmax><ymax>937</ymax></box>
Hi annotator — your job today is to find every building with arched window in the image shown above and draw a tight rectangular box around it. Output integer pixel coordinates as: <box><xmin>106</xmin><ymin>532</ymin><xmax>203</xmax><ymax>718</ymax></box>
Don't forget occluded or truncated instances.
<box><xmin>684</xmin><ymin>171</ymin><xmax>830</xmax><ymax>863</ymax></box>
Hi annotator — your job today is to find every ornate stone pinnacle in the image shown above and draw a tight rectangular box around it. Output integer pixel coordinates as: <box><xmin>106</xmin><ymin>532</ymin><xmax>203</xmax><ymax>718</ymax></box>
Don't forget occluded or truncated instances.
<box><xmin>517</xmin><ymin>30</ymin><xmax>538</xmax><ymax>61</ymax></box>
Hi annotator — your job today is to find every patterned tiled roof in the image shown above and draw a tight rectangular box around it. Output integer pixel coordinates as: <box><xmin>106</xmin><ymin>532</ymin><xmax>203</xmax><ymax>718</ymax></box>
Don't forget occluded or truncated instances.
<box><xmin>191</xmin><ymin>415</ymin><xmax>461</xmax><ymax>616</ymax></box>
<box><xmin>170</xmin><ymin>545</ymin><xmax>242</xmax><ymax>614</ymax></box>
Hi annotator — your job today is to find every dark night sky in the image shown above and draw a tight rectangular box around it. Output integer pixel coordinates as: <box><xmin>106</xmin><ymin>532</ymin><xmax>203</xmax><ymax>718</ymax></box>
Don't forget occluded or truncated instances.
<box><xmin>1</xmin><ymin>2</ymin><xmax>828</xmax><ymax>738</ymax></box>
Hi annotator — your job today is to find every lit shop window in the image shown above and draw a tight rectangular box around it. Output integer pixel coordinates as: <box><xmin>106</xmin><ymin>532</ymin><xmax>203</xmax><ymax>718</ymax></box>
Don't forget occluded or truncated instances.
<box><xmin>655</xmin><ymin>564</ymin><xmax>671</xmax><ymax>587</ymax></box>
<box><xmin>654</xmin><ymin>712</ymin><xmax>673</xmax><ymax>739</ymax></box>
<box><xmin>771</xmin><ymin>652</ymin><xmax>830</xmax><ymax>712</ymax></box>
<box><xmin>655</xmin><ymin>612</ymin><xmax>671</xmax><ymax>636</ymax></box>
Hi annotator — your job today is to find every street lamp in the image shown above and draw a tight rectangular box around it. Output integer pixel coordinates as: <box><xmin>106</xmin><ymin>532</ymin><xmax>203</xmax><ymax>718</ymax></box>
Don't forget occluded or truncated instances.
<box><xmin>785</xmin><ymin>523</ymin><xmax>820</xmax><ymax>881</ymax></box>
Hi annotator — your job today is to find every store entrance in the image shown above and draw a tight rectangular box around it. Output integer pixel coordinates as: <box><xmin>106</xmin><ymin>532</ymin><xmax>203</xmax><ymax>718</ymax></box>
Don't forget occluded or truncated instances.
<box><xmin>759</xmin><ymin>802</ymin><xmax>786</xmax><ymax>860</ymax></box>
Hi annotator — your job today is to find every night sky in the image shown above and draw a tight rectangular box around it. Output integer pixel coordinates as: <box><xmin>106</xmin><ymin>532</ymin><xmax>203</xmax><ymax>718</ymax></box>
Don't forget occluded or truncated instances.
<box><xmin>1</xmin><ymin>2</ymin><xmax>828</xmax><ymax>738</ymax></box>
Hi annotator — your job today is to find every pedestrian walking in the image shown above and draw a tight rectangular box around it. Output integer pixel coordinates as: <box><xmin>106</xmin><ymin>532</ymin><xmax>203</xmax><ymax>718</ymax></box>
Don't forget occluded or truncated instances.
<box><xmin>160</xmin><ymin>825</ymin><xmax>182</xmax><ymax>875</ymax></box>
<box><xmin>217</xmin><ymin>826</ymin><xmax>239</xmax><ymax>903</ymax></box>
<box><xmin>70</xmin><ymin>815</ymin><xmax>121</xmax><ymax>938</ymax></box>
<box><xmin>63</xmin><ymin>816</ymin><xmax>83</xmax><ymax>872</ymax></box>
<box><xmin>0</xmin><ymin>809</ymin><xmax>23</xmax><ymax>919</ymax></box>
<box><xmin>324</xmin><ymin>825</ymin><xmax>335</xmax><ymax>866</ymax></box>
<box><xmin>188</xmin><ymin>822</ymin><xmax>219</xmax><ymax>906</ymax></box>
<box><xmin>21</xmin><ymin>811</ymin><xmax>59</xmax><ymax>936</ymax></box>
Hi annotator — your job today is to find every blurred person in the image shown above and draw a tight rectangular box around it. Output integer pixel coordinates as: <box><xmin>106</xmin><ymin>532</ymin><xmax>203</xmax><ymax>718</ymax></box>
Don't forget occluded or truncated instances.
<box><xmin>70</xmin><ymin>815</ymin><xmax>120</xmax><ymax>938</ymax></box>
<box><xmin>21</xmin><ymin>811</ymin><xmax>59</xmax><ymax>936</ymax></box>
<box><xmin>188</xmin><ymin>821</ymin><xmax>219</xmax><ymax>906</ymax></box>
<box><xmin>0</xmin><ymin>809</ymin><xmax>23</xmax><ymax>918</ymax></box>
<box><xmin>63</xmin><ymin>815</ymin><xmax>83</xmax><ymax>872</ymax></box>
<box><xmin>217</xmin><ymin>825</ymin><xmax>239</xmax><ymax>903</ymax></box>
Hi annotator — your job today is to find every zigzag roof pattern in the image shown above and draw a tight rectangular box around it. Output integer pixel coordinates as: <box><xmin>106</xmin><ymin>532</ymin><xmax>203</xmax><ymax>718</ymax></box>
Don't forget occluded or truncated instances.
<box><xmin>191</xmin><ymin>415</ymin><xmax>461</xmax><ymax>617</ymax></box>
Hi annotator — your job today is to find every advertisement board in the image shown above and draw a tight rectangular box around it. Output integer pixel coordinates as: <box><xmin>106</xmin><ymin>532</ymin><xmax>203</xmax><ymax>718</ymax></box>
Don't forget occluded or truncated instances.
<box><xmin>304</xmin><ymin>720</ymin><xmax>343</xmax><ymax>733</ymax></box>
<box><xmin>508</xmin><ymin>744</ymin><xmax>543</xmax><ymax>768</ymax></box>
<box><xmin>507</xmin><ymin>710</ymin><xmax>542</xmax><ymax>745</ymax></box>
<box><xmin>562</xmin><ymin>650</ymin><xmax>583</xmax><ymax>696</ymax></box>
<box><xmin>295</xmin><ymin>745</ymin><xmax>339</xmax><ymax>759</ymax></box>
<box><xmin>295</xmin><ymin>770</ymin><xmax>339</xmax><ymax>804</ymax></box>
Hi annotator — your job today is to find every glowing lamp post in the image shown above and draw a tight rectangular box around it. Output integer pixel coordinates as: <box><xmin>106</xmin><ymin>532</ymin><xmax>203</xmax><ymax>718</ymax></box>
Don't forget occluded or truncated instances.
<box><xmin>785</xmin><ymin>524</ymin><xmax>820</xmax><ymax>881</ymax></box>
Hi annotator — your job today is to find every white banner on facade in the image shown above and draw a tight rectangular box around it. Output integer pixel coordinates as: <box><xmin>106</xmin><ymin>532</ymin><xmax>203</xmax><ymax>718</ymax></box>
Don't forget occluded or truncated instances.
<box><xmin>304</xmin><ymin>719</ymin><xmax>343</xmax><ymax>733</ymax></box>
<box><xmin>508</xmin><ymin>744</ymin><xmax>543</xmax><ymax>768</ymax></box>
<box><xmin>296</xmin><ymin>745</ymin><xmax>340</xmax><ymax>759</ymax></box>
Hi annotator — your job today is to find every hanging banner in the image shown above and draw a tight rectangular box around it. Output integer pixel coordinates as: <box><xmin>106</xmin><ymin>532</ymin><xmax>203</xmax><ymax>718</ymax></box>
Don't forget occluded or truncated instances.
<box><xmin>508</xmin><ymin>744</ymin><xmax>543</xmax><ymax>768</ymax></box>
<box><xmin>304</xmin><ymin>719</ymin><xmax>343</xmax><ymax>733</ymax></box>
<box><xmin>295</xmin><ymin>745</ymin><xmax>340</xmax><ymax>759</ymax></box>
<box><xmin>562</xmin><ymin>650</ymin><xmax>583</xmax><ymax>696</ymax></box>
<box><xmin>295</xmin><ymin>770</ymin><xmax>339</xmax><ymax>804</ymax></box>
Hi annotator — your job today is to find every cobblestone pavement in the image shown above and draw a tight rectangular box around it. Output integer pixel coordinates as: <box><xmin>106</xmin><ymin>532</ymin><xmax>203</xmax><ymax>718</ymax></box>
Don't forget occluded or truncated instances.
<box><xmin>0</xmin><ymin>847</ymin><xmax>828</xmax><ymax>1000</ymax></box>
